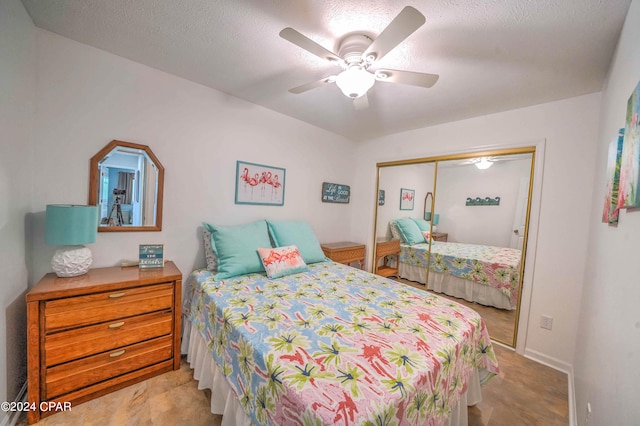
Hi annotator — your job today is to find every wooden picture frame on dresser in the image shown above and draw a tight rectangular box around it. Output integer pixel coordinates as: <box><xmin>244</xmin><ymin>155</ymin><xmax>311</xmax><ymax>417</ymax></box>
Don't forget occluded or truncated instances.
<box><xmin>26</xmin><ymin>262</ymin><xmax>182</xmax><ymax>424</ymax></box>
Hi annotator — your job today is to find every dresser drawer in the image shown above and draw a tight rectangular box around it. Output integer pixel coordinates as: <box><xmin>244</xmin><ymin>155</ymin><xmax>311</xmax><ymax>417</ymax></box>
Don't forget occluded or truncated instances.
<box><xmin>376</xmin><ymin>239</ymin><xmax>400</xmax><ymax>257</ymax></box>
<box><xmin>27</xmin><ymin>262</ymin><xmax>182</xmax><ymax>424</ymax></box>
<box><xmin>44</xmin><ymin>283</ymin><xmax>174</xmax><ymax>332</ymax></box>
<box><xmin>45</xmin><ymin>310</ymin><xmax>173</xmax><ymax>367</ymax></box>
<box><xmin>45</xmin><ymin>335</ymin><xmax>173</xmax><ymax>399</ymax></box>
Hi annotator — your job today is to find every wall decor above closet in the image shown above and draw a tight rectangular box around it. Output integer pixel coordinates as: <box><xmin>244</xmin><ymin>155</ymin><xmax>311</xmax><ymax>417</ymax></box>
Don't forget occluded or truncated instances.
<box><xmin>466</xmin><ymin>196</ymin><xmax>501</xmax><ymax>206</ymax></box>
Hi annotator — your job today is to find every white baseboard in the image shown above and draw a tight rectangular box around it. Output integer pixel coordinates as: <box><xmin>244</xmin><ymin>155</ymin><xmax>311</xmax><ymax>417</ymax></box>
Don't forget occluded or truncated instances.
<box><xmin>524</xmin><ymin>348</ymin><xmax>576</xmax><ymax>426</ymax></box>
<box><xmin>0</xmin><ymin>382</ymin><xmax>27</xmax><ymax>426</ymax></box>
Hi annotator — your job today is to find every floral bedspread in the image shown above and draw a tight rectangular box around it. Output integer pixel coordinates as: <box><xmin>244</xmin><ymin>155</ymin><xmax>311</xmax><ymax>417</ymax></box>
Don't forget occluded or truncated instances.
<box><xmin>400</xmin><ymin>242</ymin><xmax>521</xmax><ymax>307</ymax></box>
<box><xmin>184</xmin><ymin>261</ymin><xmax>499</xmax><ymax>426</ymax></box>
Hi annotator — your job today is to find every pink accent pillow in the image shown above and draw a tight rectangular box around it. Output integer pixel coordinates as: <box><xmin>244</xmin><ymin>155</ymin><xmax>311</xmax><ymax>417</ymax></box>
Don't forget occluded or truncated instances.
<box><xmin>422</xmin><ymin>231</ymin><xmax>433</xmax><ymax>242</ymax></box>
<box><xmin>257</xmin><ymin>245</ymin><xmax>309</xmax><ymax>279</ymax></box>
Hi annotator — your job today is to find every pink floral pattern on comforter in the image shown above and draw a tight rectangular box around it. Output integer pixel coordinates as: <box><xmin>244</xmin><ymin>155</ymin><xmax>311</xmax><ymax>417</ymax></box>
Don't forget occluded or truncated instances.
<box><xmin>401</xmin><ymin>242</ymin><xmax>521</xmax><ymax>307</ymax></box>
<box><xmin>184</xmin><ymin>261</ymin><xmax>499</xmax><ymax>426</ymax></box>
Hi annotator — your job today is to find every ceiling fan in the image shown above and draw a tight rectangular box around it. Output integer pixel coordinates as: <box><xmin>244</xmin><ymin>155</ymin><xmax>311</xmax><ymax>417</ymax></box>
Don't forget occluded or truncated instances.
<box><xmin>279</xmin><ymin>6</ymin><xmax>439</xmax><ymax>106</ymax></box>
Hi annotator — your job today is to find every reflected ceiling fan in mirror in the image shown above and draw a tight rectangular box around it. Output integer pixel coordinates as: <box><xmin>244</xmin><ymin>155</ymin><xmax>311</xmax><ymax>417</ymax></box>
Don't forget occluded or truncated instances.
<box><xmin>473</xmin><ymin>157</ymin><xmax>495</xmax><ymax>170</ymax></box>
<box><xmin>456</xmin><ymin>157</ymin><xmax>501</xmax><ymax>170</ymax></box>
<box><xmin>279</xmin><ymin>6</ymin><xmax>439</xmax><ymax>107</ymax></box>
<box><xmin>457</xmin><ymin>154</ymin><xmax>533</xmax><ymax>169</ymax></box>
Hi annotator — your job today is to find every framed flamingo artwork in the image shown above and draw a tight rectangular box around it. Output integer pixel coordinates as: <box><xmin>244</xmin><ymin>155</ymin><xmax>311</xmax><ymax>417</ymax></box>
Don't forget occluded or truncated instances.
<box><xmin>400</xmin><ymin>188</ymin><xmax>415</xmax><ymax>210</ymax></box>
<box><xmin>235</xmin><ymin>160</ymin><xmax>285</xmax><ymax>206</ymax></box>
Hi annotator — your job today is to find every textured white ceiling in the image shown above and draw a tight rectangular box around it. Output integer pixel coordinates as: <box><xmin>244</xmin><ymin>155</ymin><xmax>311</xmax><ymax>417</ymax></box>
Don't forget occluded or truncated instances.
<box><xmin>21</xmin><ymin>0</ymin><xmax>631</xmax><ymax>141</ymax></box>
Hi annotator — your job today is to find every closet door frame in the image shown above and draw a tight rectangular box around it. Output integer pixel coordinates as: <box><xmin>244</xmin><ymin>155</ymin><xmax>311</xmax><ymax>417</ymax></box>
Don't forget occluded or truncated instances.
<box><xmin>371</xmin><ymin>142</ymin><xmax>543</xmax><ymax>351</ymax></box>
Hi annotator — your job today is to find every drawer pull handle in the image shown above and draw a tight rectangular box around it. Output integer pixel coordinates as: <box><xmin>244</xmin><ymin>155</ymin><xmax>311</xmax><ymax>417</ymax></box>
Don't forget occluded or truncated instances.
<box><xmin>109</xmin><ymin>292</ymin><xmax>126</xmax><ymax>299</ymax></box>
<box><xmin>109</xmin><ymin>350</ymin><xmax>125</xmax><ymax>358</ymax></box>
<box><xmin>108</xmin><ymin>321</ymin><xmax>125</xmax><ymax>329</ymax></box>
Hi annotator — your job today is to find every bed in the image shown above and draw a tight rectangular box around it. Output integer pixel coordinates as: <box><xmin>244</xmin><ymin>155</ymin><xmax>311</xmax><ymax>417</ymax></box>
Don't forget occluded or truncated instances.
<box><xmin>398</xmin><ymin>240</ymin><xmax>521</xmax><ymax>310</ymax></box>
<box><xmin>182</xmin><ymin>257</ymin><xmax>499</xmax><ymax>425</ymax></box>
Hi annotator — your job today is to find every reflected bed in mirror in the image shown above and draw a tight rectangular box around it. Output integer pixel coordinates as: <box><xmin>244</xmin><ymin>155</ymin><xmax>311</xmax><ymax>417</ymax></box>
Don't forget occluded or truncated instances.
<box><xmin>89</xmin><ymin>140</ymin><xmax>164</xmax><ymax>232</ymax></box>
<box><xmin>373</xmin><ymin>148</ymin><xmax>535</xmax><ymax>348</ymax></box>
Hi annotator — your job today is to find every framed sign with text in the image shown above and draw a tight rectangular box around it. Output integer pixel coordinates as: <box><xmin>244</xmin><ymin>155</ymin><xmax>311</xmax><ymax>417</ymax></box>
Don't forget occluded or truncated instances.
<box><xmin>139</xmin><ymin>244</ymin><xmax>164</xmax><ymax>268</ymax></box>
<box><xmin>322</xmin><ymin>182</ymin><xmax>350</xmax><ymax>203</ymax></box>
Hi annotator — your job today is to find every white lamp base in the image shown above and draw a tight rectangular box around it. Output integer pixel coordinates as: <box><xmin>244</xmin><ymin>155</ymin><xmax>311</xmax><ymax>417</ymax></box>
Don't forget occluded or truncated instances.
<box><xmin>51</xmin><ymin>245</ymin><xmax>93</xmax><ymax>277</ymax></box>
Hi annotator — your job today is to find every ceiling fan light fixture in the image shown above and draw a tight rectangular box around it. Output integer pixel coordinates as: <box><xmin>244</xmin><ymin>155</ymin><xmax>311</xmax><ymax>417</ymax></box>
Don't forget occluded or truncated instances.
<box><xmin>335</xmin><ymin>66</ymin><xmax>375</xmax><ymax>99</ymax></box>
<box><xmin>475</xmin><ymin>157</ymin><xmax>493</xmax><ymax>170</ymax></box>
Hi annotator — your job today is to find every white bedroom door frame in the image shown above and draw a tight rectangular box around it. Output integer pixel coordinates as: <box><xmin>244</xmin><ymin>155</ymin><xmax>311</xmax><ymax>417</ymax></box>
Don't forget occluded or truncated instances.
<box><xmin>510</xmin><ymin>177</ymin><xmax>529</xmax><ymax>250</ymax></box>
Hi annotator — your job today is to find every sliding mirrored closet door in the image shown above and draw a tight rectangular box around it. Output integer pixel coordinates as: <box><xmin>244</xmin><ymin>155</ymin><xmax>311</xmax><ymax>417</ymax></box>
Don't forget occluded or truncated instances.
<box><xmin>372</xmin><ymin>148</ymin><xmax>535</xmax><ymax>347</ymax></box>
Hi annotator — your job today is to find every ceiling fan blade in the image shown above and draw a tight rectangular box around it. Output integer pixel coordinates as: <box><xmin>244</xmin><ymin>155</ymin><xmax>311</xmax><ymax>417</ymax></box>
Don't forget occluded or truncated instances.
<box><xmin>353</xmin><ymin>93</ymin><xmax>369</xmax><ymax>110</ymax></box>
<box><xmin>288</xmin><ymin>76</ymin><xmax>336</xmax><ymax>94</ymax></box>
<box><xmin>375</xmin><ymin>69</ymin><xmax>439</xmax><ymax>88</ymax></box>
<box><xmin>362</xmin><ymin>6</ymin><xmax>426</xmax><ymax>63</ymax></box>
<box><xmin>279</xmin><ymin>28</ymin><xmax>344</xmax><ymax>65</ymax></box>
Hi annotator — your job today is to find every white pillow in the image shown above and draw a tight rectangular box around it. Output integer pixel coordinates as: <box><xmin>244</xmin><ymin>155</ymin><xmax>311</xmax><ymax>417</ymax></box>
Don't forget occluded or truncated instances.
<box><xmin>389</xmin><ymin>221</ymin><xmax>402</xmax><ymax>240</ymax></box>
<box><xmin>203</xmin><ymin>228</ymin><xmax>217</xmax><ymax>271</ymax></box>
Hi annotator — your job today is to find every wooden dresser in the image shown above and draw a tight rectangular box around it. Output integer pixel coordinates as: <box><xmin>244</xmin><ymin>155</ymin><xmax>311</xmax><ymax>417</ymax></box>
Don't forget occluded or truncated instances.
<box><xmin>321</xmin><ymin>241</ymin><xmax>366</xmax><ymax>269</ymax></box>
<box><xmin>374</xmin><ymin>239</ymin><xmax>401</xmax><ymax>278</ymax></box>
<box><xmin>26</xmin><ymin>262</ymin><xmax>182</xmax><ymax>424</ymax></box>
<box><xmin>432</xmin><ymin>232</ymin><xmax>448</xmax><ymax>242</ymax></box>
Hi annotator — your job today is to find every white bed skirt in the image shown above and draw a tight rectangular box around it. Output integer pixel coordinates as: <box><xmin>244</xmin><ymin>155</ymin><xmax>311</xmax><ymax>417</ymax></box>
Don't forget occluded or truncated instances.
<box><xmin>399</xmin><ymin>262</ymin><xmax>515</xmax><ymax>310</ymax></box>
<box><xmin>182</xmin><ymin>321</ymin><xmax>482</xmax><ymax>426</ymax></box>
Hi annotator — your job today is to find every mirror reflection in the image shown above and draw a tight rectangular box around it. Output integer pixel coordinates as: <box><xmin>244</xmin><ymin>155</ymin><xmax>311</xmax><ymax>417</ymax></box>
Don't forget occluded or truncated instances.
<box><xmin>89</xmin><ymin>140</ymin><xmax>164</xmax><ymax>232</ymax></box>
<box><xmin>373</xmin><ymin>150</ymin><xmax>534</xmax><ymax>347</ymax></box>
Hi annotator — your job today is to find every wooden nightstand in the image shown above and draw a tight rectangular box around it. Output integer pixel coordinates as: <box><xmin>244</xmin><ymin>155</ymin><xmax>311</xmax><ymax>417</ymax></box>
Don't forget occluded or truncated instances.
<box><xmin>321</xmin><ymin>241</ymin><xmax>366</xmax><ymax>269</ymax></box>
<box><xmin>432</xmin><ymin>232</ymin><xmax>448</xmax><ymax>242</ymax></box>
<box><xmin>375</xmin><ymin>238</ymin><xmax>401</xmax><ymax>278</ymax></box>
<box><xmin>26</xmin><ymin>261</ymin><xmax>182</xmax><ymax>424</ymax></box>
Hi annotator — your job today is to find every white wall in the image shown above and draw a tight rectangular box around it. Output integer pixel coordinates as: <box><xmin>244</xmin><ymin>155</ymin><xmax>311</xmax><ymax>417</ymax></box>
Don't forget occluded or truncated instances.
<box><xmin>7</xmin><ymin>2</ymin><xmax>637</xmax><ymax>422</ymax></box>
<box><xmin>0</xmin><ymin>0</ymin><xmax>36</xmax><ymax>418</ymax></box>
<box><xmin>574</xmin><ymin>1</ymin><xmax>640</xmax><ymax>424</ymax></box>
<box><xmin>436</xmin><ymin>159</ymin><xmax>531</xmax><ymax>246</ymax></box>
<box><xmin>29</xmin><ymin>30</ymin><xmax>358</xmax><ymax>283</ymax></box>
<box><xmin>352</xmin><ymin>92</ymin><xmax>601</xmax><ymax>367</ymax></box>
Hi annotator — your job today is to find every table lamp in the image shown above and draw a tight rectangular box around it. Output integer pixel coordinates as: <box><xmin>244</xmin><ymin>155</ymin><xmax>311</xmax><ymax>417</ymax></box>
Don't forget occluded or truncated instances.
<box><xmin>45</xmin><ymin>205</ymin><xmax>98</xmax><ymax>277</ymax></box>
<box><xmin>432</xmin><ymin>214</ymin><xmax>440</xmax><ymax>231</ymax></box>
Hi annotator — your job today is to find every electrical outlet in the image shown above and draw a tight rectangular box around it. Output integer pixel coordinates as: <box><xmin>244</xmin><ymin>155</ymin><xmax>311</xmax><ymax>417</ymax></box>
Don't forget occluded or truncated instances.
<box><xmin>540</xmin><ymin>315</ymin><xmax>553</xmax><ymax>330</ymax></box>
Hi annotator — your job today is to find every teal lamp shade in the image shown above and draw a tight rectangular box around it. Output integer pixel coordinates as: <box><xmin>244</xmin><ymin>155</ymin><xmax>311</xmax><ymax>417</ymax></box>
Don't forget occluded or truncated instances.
<box><xmin>432</xmin><ymin>214</ymin><xmax>440</xmax><ymax>226</ymax></box>
<box><xmin>46</xmin><ymin>205</ymin><xmax>98</xmax><ymax>245</ymax></box>
<box><xmin>45</xmin><ymin>205</ymin><xmax>98</xmax><ymax>277</ymax></box>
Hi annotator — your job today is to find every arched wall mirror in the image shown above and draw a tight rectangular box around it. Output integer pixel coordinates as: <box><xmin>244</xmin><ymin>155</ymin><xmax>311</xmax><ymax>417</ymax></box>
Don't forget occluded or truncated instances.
<box><xmin>372</xmin><ymin>147</ymin><xmax>535</xmax><ymax>347</ymax></box>
<box><xmin>89</xmin><ymin>140</ymin><xmax>164</xmax><ymax>232</ymax></box>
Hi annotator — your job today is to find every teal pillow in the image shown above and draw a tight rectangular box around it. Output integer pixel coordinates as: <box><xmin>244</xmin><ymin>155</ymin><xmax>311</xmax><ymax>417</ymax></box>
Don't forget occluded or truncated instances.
<box><xmin>267</xmin><ymin>221</ymin><xmax>327</xmax><ymax>264</ymax></box>
<box><xmin>203</xmin><ymin>221</ymin><xmax>272</xmax><ymax>279</ymax></box>
<box><xmin>394</xmin><ymin>218</ymin><xmax>426</xmax><ymax>245</ymax></box>
<box><xmin>411</xmin><ymin>218</ymin><xmax>431</xmax><ymax>232</ymax></box>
